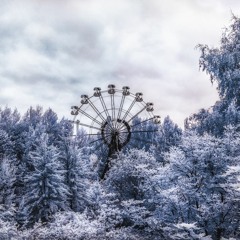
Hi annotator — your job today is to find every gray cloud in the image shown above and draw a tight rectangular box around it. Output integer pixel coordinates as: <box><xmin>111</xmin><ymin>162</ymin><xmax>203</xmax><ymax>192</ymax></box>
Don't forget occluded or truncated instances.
<box><xmin>0</xmin><ymin>0</ymin><xmax>239</xmax><ymax>128</ymax></box>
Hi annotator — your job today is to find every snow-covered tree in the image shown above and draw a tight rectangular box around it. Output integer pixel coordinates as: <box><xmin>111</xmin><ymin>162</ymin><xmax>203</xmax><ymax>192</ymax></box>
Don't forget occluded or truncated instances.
<box><xmin>162</xmin><ymin>116</ymin><xmax>182</xmax><ymax>150</ymax></box>
<box><xmin>150</xmin><ymin>116</ymin><xmax>182</xmax><ymax>165</ymax></box>
<box><xmin>185</xmin><ymin>16</ymin><xmax>240</xmax><ymax>136</ymax></box>
<box><xmin>162</xmin><ymin>129</ymin><xmax>240</xmax><ymax>239</ymax></box>
<box><xmin>0</xmin><ymin>219</ymin><xmax>18</xmax><ymax>240</ymax></box>
<box><xmin>199</xmin><ymin>16</ymin><xmax>240</xmax><ymax>106</ymax></box>
<box><xmin>0</xmin><ymin>157</ymin><xmax>16</xmax><ymax>207</ymax></box>
<box><xmin>126</xmin><ymin>117</ymin><xmax>160</xmax><ymax>151</ymax></box>
<box><xmin>22</xmin><ymin>106</ymin><xmax>43</xmax><ymax>129</ymax></box>
<box><xmin>102</xmin><ymin>149</ymin><xmax>159</xmax><ymax>237</ymax></box>
<box><xmin>0</xmin><ymin>129</ymin><xmax>12</xmax><ymax>159</ymax></box>
<box><xmin>18</xmin><ymin>134</ymin><xmax>69</xmax><ymax>227</ymax></box>
<box><xmin>20</xmin><ymin>211</ymin><xmax>106</xmax><ymax>240</ymax></box>
<box><xmin>59</xmin><ymin>138</ymin><xmax>94</xmax><ymax>212</ymax></box>
<box><xmin>0</xmin><ymin>107</ymin><xmax>21</xmax><ymax>134</ymax></box>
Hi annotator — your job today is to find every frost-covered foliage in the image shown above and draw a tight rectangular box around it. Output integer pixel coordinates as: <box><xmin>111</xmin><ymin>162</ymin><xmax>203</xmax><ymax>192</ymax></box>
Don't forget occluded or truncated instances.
<box><xmin>0</xmin><ymin>104</ymin><xmax>239</xmax><ymax>239</ymax></box>
<box><xmin>198</xmin><ymin>15</ymin><xmax>240</xmax><ymax>105</ymax></box>
<box><xmin>186</xmin><ymin>16</ymin><xmax>240</xmax><ymax>136</ymax></box>
<box><xmin>0</xmin><ymin>157</ymin><xmax>16</xmax><ymax>207</ymax></box>
<box><xmin>59</xmin><ymin>138</ymin><xmax>94</xmax><ymax>212</ymax></box>
<box><xmin>127</xmin><ymin>115</ymin><xmax>182</xmax><ymax>152</ymax></box>
<box><xmin>163</xmin><ymin>128</ymin><xmax>240</xmax><ymax>239</ymax></box>
<box><xmin>17</xmin><ymin>134</ymin><xmax>69</xmax><ymax>227</ymax></box>
<box><xmin>0</xmin><ymin>219</ymin><xmax>19</xmax><ymax>240</ymax></box>
<box><xmin>19</xmin><ymin>211</ymin><xmax>105</xmax><ymax>240</ymax></box>
<box><xmin>150</xmin><ymin>116</ymin><xmax>182</xmax><ymax>165</ymax></box>
<box><xmin>185</xmin><ymin>100</ymin><xmax>240</xmax><ymax>136</ymax></box>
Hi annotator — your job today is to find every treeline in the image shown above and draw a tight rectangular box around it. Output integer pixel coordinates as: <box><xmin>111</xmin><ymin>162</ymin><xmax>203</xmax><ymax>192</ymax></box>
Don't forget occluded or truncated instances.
<box><xmin>0</xmin><ymin>16</ymin><xmax>240</xmax><ymax>240</ymax></box>
<box><xmin>0</xmin><ymin>105</ymin><xmax>183</xmax><ymax>239</ymax></box>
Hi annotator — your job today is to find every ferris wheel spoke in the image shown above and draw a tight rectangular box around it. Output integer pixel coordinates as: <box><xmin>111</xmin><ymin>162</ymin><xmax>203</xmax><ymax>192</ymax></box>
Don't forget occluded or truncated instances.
<box><xmin>130</xmin><ymin>117</ymin><xmax>155</xmax><ymax>128</ymax></box>
<box><xmin>127</xmin><ymin>105</ymin><xmax>147</xmax><ymax>124</ymax></box>
<box><xmin>116</xmin><ymin>122</ymin><xmax>127</xmax><ymax>131</ymax></box>
<box><xmin>121</xmin><ymin>99</ymin><xmax>136</xmax><ymax>122</ymax></box>
<box><xmin>119</xmin><ymin>136</ymin><xmax>127</xmax><ymax>144</ymax></box>
<box><xmin>103</xmin><ymin>131</ymin><xmax>112</xmax><ymax>137</ymax></box>
<box><xmin>119</xmin><ymin>128</ymin><xmax>130</xmax><ymax>134</ymax></box>
<box><xmin>99</xmin><ymin>96</ymin><xmax>115</xmax><ymax>131</ymax></box>
<box><xmin>117</xmin><ymin>131</ymin><xmax>132</xmax><ymax>135</ymax></box>
<box><xmin>117</xmin><ymin>95</ymin><xmax>125</xmax><ymax>120</ymax></box>
<box><xmin>81</xmin><ymin>133</ymin><xmax>102</xmax><ymax>136</ymax></box>
<box><xmin>88</xmin><ymin>98</ymin><xmax>107</xmax><ymax>122</ymax></box>
<box><xmin>72</xmin><ymin>121</ymin><xmax>102</xmax><ymax>131</ymax></box>
<box><xmin>78</xmin><ymin>108</ymin><xmax>102</xmax><ymax>126</ymax></box>
<box><xmin>116</xmin><ymin>130</ymin><xmax>158</xmax><ymax>137</ymax></box>
<box><xmin>118</xmin><ymin>134</ymin><xmax>125</xmax><ymax>140</ymax></box>
<box><xmin>110</xmin><ymin>94</ymin><xmax>116</xmax><ymax>121</ymax></box>
<box><xmin>99</xmin><ymin>95</ymin><xmax>111</xmax><ymax>120</ymax></box>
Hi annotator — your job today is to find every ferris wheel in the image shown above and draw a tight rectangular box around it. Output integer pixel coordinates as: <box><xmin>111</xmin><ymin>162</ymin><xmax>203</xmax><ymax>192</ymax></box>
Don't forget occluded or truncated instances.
<box><xmin>71</xmin><ymin>84</ymin><xmax>160</xmax><ymax>178</ymax></box>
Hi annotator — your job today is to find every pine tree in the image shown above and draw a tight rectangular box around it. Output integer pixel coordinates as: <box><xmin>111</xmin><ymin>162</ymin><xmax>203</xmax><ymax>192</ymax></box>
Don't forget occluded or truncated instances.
<box><xmin>18</xmin><ymin>134</ymin><xmax>69</xmax><ymax>227</ymax></box>
<box><xmin>150</xmin><ymin>116</ymin><xmax>182</xmax><ymax>165</ymax></box>
<box><xmin>0</xmin><ymin>156</ymin><xmax>16</xmax><ymax>204</ymax></box>
<box><xmin>59</xmin><ymin>138</ymin><xmax>93</xmax><ymax>212</ymax></box>
<box><xmin>0</xmin><ymin>129</ymin><xmax>12</xmax><ymax>159</ymax></box>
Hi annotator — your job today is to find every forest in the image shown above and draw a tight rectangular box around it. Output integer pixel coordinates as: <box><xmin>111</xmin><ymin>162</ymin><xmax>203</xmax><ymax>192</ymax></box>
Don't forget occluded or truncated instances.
<box><xmin>0</xmin><ymin>17</ymin><xmax>240</xmax><ymax>240</ymax></box>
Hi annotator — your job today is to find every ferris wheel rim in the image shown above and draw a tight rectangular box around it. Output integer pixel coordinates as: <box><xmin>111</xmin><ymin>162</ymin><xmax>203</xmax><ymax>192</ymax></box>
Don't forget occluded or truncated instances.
<box><xmin>72</xmin><ymin>88</ymin><xmax>155</xmax><ymax>127</ymax></box>
<box><xmin>76</xmin><ymin>88</ymin><xmax>149</xmax><ymax>111</ymax></box>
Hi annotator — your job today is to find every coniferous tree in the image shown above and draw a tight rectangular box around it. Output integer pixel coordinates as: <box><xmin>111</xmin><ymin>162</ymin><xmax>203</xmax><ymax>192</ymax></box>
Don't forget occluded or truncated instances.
<box><xmin>0</xmin><ymin>129</ymin><xmax>12</xmax><ymax>159</ymax></box>
<box><xmin>150</xmin><ymin>116</ymin><xmax>182</xmax><ymax>165</ymax></box>
<box><xmin>59</xmin><ymin>138</ymin><xmax>93</xmax><ymax>212</ymax></box>
<box><xmin>18</xmin><ymin>134</ymin><xmax>69</xmax><ymax>227</ymax></box>
<box><xmin>127</xmin><ymin>117</ymin><xmax>160</xmax><ymax>151</ymax></box>
<box><xmin>0</xmin><ymin>107</ymin><xmax>21</xmax><ymax>135</ymax></box>
<box><xmin>22</xmin><ymin>106</ymin><xmax>43</xmax><ymax>129</ymax></box>
<box><xmin>0</xmin><ymin>156</ymin><xmax>16</xmax><ymax>222</ymax></box>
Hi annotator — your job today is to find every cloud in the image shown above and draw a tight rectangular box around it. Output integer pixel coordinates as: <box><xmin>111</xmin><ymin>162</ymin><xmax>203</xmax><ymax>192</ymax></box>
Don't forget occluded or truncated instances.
<box><xmin>0</xmin><ymin>0</ymin><xmax>239</xmax><ymax>128</ymax></box>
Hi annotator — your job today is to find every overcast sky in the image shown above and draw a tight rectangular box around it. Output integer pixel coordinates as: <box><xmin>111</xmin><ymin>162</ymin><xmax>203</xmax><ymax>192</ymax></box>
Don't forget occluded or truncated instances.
<box><xmin>0</xmin><ymin>0</ymin><xmax>240</xmax><ymax>128</ymax></box>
